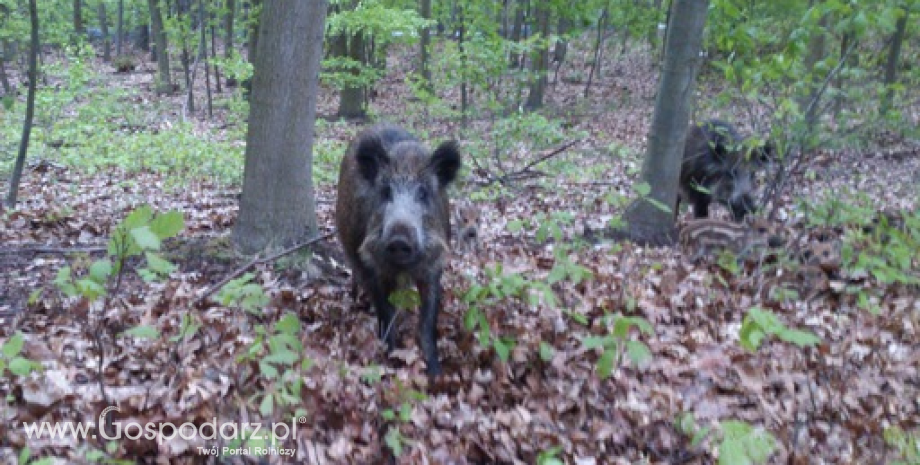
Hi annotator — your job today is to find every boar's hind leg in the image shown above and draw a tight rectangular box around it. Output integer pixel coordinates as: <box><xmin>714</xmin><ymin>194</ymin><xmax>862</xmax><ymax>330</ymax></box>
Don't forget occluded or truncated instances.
<box><xmin>416</xmin><ymin>272</ymin><xmax>443</xmax><ymax>376</ymax></box>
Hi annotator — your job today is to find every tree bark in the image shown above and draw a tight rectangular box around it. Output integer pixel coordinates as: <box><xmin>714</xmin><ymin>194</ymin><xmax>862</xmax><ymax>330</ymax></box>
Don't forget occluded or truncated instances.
<box><xmin>199</xmin><ymin>0</ymin><xmax>212</xmax><ymax>117</ymax></box>
<box><xmin>246</xmin><ymin>0</ymin><xmax>261</xmax><ymax>63</ymax></box>
<box><xmin>337</xmin><ymin>31</ymin><xmax>366</xmax><ymax>118</ymax></box>
<box><xmin>419</xmin><ymin>0</ymin><xmax>432</xmax><ymax>89</ymax></box>
<box><xmin>73</xmin><ymin>0</ymin><xmax>84</xmax><ymax>40</ymax></box>
<box><xmin>6</xmin><ymin>0</ymin><xmax>38</xmax><ymax>208</ymax></box>
<box><xmin>233</xmin><ymin>0</ymin><xmax>326</xmax><ymax>254</ymax></box>
<box><xmin>524</xmin><ymin>2</ymin><xmax>550</xmax><ymax>111</ymax></box>
<box><xmin>98</xmin><ymin>1</ymin><xmax>111</xmax><ymax>61</ymax></box>
<box><xmin>116</xmin><ymin>0</ymin><xmax>124</xmax><ymax>56</ymax></box>
<box><xmin>224</xmin><ymin>0</ymin><xmax>236</xmax><ymax>85</ymax></box>
<box><xmin>880</xmin><ymin>4</ymin><xmax>908</xmax><ymax>115</ymax></box>
<box><xmin>624</xmin><ymin>0</ymin><xmax>709</xmax><ymax>245</ymax></box>
<box><xmin>148</xmin><ymin>0</ymin><xmax>172</xmax><ymax>93</ymax></box>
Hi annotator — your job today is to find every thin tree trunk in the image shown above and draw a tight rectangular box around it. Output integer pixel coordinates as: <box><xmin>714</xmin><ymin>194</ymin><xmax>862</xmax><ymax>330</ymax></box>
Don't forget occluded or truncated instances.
<box><xmin>149</xmin><ymin>0</ymin><xmax>171</xmax><ymax>93</ymax></box>
<box><xmin>200</xmin><ymin>0</ymin><xmax>212</xmax><ymax>117</ymax></box>
<box><xmin>0</xmin><ymin>59</ymin><xmax>11</xmax><ymax>95</ymax></box>
<box><xmin>98</xmin><ymin>1</ymin><xmax>111</xmax><ymax>61</ymax></box>
<box><xmin>73</xmin><ymin>0</ymin><xmax>84</xmax><ymax>41</ymax></box>
<box><xmin>178</xmin><ymin>0</ymin><xmax>194</xmax><ymax>112</ymax></box>
<box><xmin>457</xmin><ymin>2</ymin><xmax>467</xmax><ymax>125</ymax></box>
<box><xmin>419</xmin><ymin>0</ymin><xmax>432</xmax><ymax>89</ymax></box>
<box><xmin>584</xmin><ymin>7</ymin><xmax>608</xmax><ymax>98</ymax></box>
<box><xmin>116</xmin><ymin>0</ymin><xmax>124</xmax><ymax>55</ymax></box>
<box><xmin>234</xmin><ymin>0</ymin><xmax>327</xmax><ymax>254</ymax></box>
<box><xmin>211</xmin><ymin>18</ymin><xmax>222</xmax><ymax>93</ymax></box>
<box><xmin>880</xmin><ymin>5</ymin><xmax>908</xmax><ymax>115</ymax></box>
<box><xmin>224</xmin><ymin>0</ymin><xmax>236</xmax><ymax>85</ymax></box>
<box><xmin>524</xmin><ymin>2</ymin><xmax>550</xmax><ymax>111</ymax></box>
<box><xmin>624</xmin><ymin>0</ymin><xmax>709</xmax><ymax>244</ymax></box>
<box><xmin>6</xmin><ymin>0</ymin><xmax>38</xmax><ymax>208</ymax></box>
<box><xmin>246</xmin><ymin>0</ymin><xmax>261</xmax><ymax>62</ymax></box>
<box><xmin>337</xmin><ymin>32</ymin><xmax>366</xmax><ymax>118</ymax></box>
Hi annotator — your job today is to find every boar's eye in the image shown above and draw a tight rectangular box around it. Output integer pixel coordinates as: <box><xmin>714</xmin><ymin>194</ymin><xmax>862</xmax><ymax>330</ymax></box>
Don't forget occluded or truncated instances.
<box><xmin>416</xmin><ymin>185</ymin><xmax>429</xmax><ymax>203</ymax></box>
<box><xmin>381</xmin><ymin>184</ymin><xmax>393</xmax><ymax>202</ymax></box>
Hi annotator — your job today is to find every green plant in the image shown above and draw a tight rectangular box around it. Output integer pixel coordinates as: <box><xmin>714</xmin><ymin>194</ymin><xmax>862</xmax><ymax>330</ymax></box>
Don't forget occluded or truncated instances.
<box><xmin>675</xmin><ymin>412</ymin><xmax>712</xmax><ymax>449</ymax></box>
<box><xmin>0</xmin><ymin>333</ymin><xmax>42</xmax><ymax>381</ymax></box>
<box><xmin>380</xmin><ymin>380</ymin><xmax>428</xmax><ymax>457</ymax></box>
<box><xmin>716</xmin><ymin>420</ymin><xmax>777</xmax><ymax>465</ymax></box>
<box><xmin>536</xmin><ymin>446</ymin><xmax>564</xmax><ymax>465</ymax></box>
<box><xmin>215</xmin><ymin>273</ymin><xmax>270</xmax><ymax>314</ymax></box>
<box><xmin>739</xmin><ymin>307</ymin><xmax>820</xmax><ymax>352</ymax></box>
<box><xmin>54</xmin><ymin>206</ymin><xmax>183</xmax><ymax>300</ymax></box>
<box><xmin>883</xmin><ymin>426</ymin><xmax>920</xmax><ymax>465</ymax></box>
<box><xmin>581</xmin><ymin>313</ymin><xmax>654</xmax><ymax>379</ymax></box>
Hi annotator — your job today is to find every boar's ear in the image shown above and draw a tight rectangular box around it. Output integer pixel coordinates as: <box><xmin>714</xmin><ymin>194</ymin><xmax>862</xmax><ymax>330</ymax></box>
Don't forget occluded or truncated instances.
<box><xmin>355</xmin><ymin>134</ymin><xmax>389</xmax><ymax>183</ymax></box>
<box><xmin>430</xmin><ymin>140</ymin><xmax>461</xmax><ymax>187</ymax></box>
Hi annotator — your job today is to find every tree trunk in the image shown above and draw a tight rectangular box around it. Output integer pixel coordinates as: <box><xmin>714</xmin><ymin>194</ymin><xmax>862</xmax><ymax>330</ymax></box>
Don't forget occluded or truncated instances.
<box><xmin>584</xmin><ymin>6</ymin><xmax>608</xmax><ymax>98</ymax></box>
<box><xmin>98</xmin><ymin>1</ymin><xmax>111</xmax><ymax>61</ymax></box>
<box><xmin>116</xmin><ymin>0</ymin><xmax>124</xmax><ymax>56</ymax></box>
<box><xmin>624</xmin><ymin>0</ymin><xmax>709</xmax><ymax>245</ymax></box>
<box><xmin>337</xmin><ymin>31</ymin><xmax>366</xmax><ymax>118</ymax></box>
<box><xmin>233</xmin><ymin>0</ymin><xmax>327</xmax><ymax>254</ymax></box>
<box><xmin>199</xmin><ymin>0</ymin><xmax>212</xmax><ymax>117</ymax></box>
<box><xmin>178</xmin><ymin>0</ymin><xmax>194</xmax><ymax>112</ymax></box>
<box><xmin>6</xmin><ymin>0</ymin><xmax>38</xmax><ymax>208</ymax></box>
<box><xmin>210</xmin><ymin>17</ymin><xmax>222</xmax><ymax>93</ymax></box>
<box><xmin>148</xmin><ymin>0</ymin><xmax>171</xmax><ymax>93</ymax></box>
<box><xmin>800</xmin><ymin>2</ymin><xmax>828</xmax><ymax>132</ymax></box>
<box><xmin>419</xmin><ymin>0</ymin><xmax>432</xmax><ymax>89</ymax></box>
<box><xmin>880</xmin><ymin>5</ymin><xmax>908</xmax><ymax>115</ymax></box>
<box><xmin>246</xmin><ymin>0</ymin><xmax>261</xmax><ymax>63</ymax></box>
<box><xmin>524</xmin><ymin>2</ymin><xmax>550</xmax><ymax>111</ymax></box>
<box><xmin>73</xmin><ymin>0</ymin><xmax>84</xmax><ymax>40</ymax></box>
<box><xmin>224</xmin><ymin>0</ymin><xmax>236</xmax><ymax>85</ymax></box>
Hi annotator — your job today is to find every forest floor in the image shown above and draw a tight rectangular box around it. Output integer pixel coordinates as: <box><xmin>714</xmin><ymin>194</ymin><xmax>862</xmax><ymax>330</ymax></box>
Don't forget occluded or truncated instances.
<box><xmin>1</xmin><ymin>40</ymin><xmax>919</xmax><ymax>464</ymax></box>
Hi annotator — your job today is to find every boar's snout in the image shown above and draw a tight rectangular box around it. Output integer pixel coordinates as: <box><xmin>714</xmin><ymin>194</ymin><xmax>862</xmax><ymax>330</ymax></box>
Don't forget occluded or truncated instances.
<box><xmin>384</xmin><ymin>226</ymin><xmax>420</xmax><ymax>266</ymax></box>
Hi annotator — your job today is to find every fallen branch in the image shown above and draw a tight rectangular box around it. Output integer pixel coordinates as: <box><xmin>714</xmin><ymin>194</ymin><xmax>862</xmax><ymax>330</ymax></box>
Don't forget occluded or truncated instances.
<box><xmin>511</xmin><ymin>139</ymin><xmax>581</xmax><ymax>177</ymax></box>
<box><xmin>196</xmin><ymin>231</ymin><xmax>335</xmax><ymax>304</ymax></box>
<box><xmin>0</xmin><ymin>244</ymin><xmax>107</xmax><ymax>255</ymax></box>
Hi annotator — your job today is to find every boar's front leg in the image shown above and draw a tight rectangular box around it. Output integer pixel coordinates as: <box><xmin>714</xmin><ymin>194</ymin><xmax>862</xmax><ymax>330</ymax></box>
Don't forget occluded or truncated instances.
<box><xmin>360</xmin><ymin>264</ymin><xmax>398</xmax><ymax>352</ymax></box>
<box><xmin>416</xmin><ymin>271</ymin><xmax>443</xmax><ymax>376</ymax></box>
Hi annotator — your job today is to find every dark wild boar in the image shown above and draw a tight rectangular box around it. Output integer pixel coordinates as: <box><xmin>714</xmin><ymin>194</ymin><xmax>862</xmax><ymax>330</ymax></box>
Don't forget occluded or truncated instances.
<box><xmin>678</xmin><ymin>120</ymin><xmax>774</xmax><ymax>221</ymax></box>
<box><xmin>335</xmin><ymin>125</ymin><xmax>461</xmax><ymax>376</ymax></box>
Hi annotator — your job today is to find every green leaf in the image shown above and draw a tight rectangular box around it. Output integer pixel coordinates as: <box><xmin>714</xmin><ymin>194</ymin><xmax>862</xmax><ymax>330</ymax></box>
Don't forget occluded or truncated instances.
<box><xmin>149</xmin><ymin>211</ymin><xmax>184</xmax><ymax>239</ymax></box>
<box><xmin>130</xmin><ymin>226</ymin><xmax>161</xmax><ymax>251</ymax></box>
<box><xmin>88</xmin><ymin>260</ymin><xmax>113</xmax><ymax>284</ymax></box>
<box><xmin>507</xmin><ymin>219</ymin><xmax>524</xmax><ymax>233</ymax></box>
<box><xmin>259</xmin><ymin>361</ymin><xmax>279</xmax><ymax>379</ymax></box>
<box><xmin>145</xmin><ymin>252</ymin><xmax>177</xmax><ymax>276</ymax></box>
<box><xmin>18</xmin><ymin>447</ymin><xmax>29</xmax><ymax>464</ymax></box>
<box><xmin>398</xmin><ymin>402</ymin><xmax>412</xmax><ymax>422</ymax></box>
<box><xmin>539</xmin><ymin>342</ymin><xmax>554</xmax><ymax>362</ymax></box>
<box><xmin>625</xmin><ymin>340</ymin><xmax>652</xmax><ymax>367</ymax></box>
<box><xmin>493</xmin><ymin>338</ymin><xmax>510</xmax><ymax>362</ymax></box>
<box><xmin>596</xmin><ymin>348</ymin><xmax>616</xmax><ymax>379</ymax></box>
<box><xmin>384</xmin><ymin>427</ymin><xmax>403</xmax><ymax>456</ymax></box>
<box><xmin>582</xmin><ymin>335</ymin><xmax>612</xmax><ymax>350</ymax></box>
<box><xmin>259</xmin><ymin>394</ymin><xmax>274</xmax><ymax>416</ymax></box>
<box><xmin>777</xmin><ymin>329</ymin><xmax>821</xmax><ymax>347</ymax></box>
<box><xmin>9</xmin><ymin>357</ymin><xmax>36</xmax><ymax>376</ymax></box>
<box><xmin>381</xmin><ymin>409</ymin><xmax>395</xmax><ymax>421</ymax></box>
<box><xmin>635</xmin><ymin>182</ymin><xmax>651</xmax><ymax>197</ymax></box>
<box><xmin>2</xmin><ymin>332</ymin><xmax>25</xmax><ymax>358</ymax></box>
<box><xmin>122</xmin><ymin>325</ymin><xmax>160</xmax><ymax>339</ymax></box>
<box><xmin>275</xmin><ymin>313</ymin><xmax>301</xmax><ymax>335</ymax></box>
<box><xmin>264</xmin><ymin>351</ymin><xmax>298</xmax><ymax>366</ymax></box>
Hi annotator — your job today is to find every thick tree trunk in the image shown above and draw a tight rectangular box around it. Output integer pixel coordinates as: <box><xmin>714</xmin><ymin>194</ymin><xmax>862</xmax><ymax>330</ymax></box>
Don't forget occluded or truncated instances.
<box><xmin>233</xmin><ymin>0</ymin><xmax>327</xmax><ymax>254</ymax></box>
<box><xmin>148</xmin><ymin>0</ymin><xmax>172</xmax><ymax>93</ymax></box>
<box><xmin>524</xmin><ymin>2</ymin><xmax>550</xmax><ymax>111</ymax></box>
<box><xmin>880</xmin><ymin>5</ymin><xmax>908</xmax><ymax>115</ymax></box>
<box><xmin>6</xmin><ymin>0</ymin><xmax>38</xmax><ymax>208</ymax></box>
<box><xmin>98</xmin><ymin>2</ymin><xmax>111</xmax><ymax>61</ymax></box>
<box><xmin>624</xmin><ymin>0</ymin><xmax>709</xmax><ymax>245</ymax></box>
